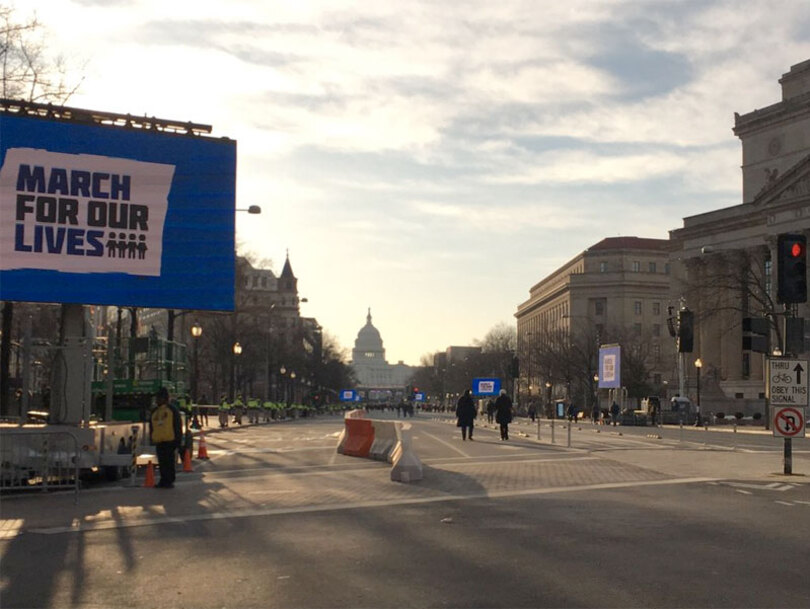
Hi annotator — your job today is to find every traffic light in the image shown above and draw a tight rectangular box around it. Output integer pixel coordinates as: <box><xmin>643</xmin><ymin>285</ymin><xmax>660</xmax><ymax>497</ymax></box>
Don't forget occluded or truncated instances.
<box><xmin>777</xmin><ymin>233</ymin><xmax>807</xmax><ymax>304</ymax></box>
<box><xmin>509</xmin><ymin>356</ymin><xmax>520</xmax><ymax>378</ymax></box>
<box><xmin>677</xmin><ymin>309</ymin><xmax>694</xmax><ymax>353</ymax></box>
<box><xmin>742</xmin><ymin>317</ymin><xmax>769</xmax><ymax>353</ymax></box>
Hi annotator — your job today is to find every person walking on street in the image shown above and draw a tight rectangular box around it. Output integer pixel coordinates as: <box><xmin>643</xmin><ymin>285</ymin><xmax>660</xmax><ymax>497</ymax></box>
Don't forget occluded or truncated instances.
<box><xmin>149</xmin><ymin>387</ymin><xmax>182</xmax><ymax>489</ymax></box>
<box><xmin>610</xmin><ymin>401</ymin><xmax>620</xmax><ymax>426</ymax></box>
<box><xmin>592</xmin><ymin>403</ymin><xmax>600</xmax><ymax>425</ymax></box>
<box><xmin>456</xmin><ymin>389</ymin><xmax>476</xmax><ymax>441</ymax></box>
<box><xmin>495</xmin><ymin>389</ymin><xmax>513</xmax><ymax>440</ymax></box>
<box><xmin>486</xmin><ymin>399</ymin><xmax>496</xmax><ymax>423</ymax></box>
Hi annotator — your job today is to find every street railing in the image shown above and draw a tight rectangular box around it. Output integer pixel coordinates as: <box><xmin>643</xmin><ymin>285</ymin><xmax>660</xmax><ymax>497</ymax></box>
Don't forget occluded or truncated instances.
<box><xmin>0</xmin><ymin>429</ymin><xmax>81</xmax><ymax>503</ymax></box>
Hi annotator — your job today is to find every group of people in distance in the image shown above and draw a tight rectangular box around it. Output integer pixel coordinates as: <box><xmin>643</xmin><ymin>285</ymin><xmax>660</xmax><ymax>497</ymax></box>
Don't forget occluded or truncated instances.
<box><xmin>455</xmin><ymin>389</ymin><xmax>514</xmax><ymax>441</ymax></box>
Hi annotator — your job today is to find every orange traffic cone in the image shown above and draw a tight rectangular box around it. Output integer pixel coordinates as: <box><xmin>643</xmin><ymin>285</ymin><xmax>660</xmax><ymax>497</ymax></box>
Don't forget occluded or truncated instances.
<box><xmin>182</xmin><ymin>448</ymin><xmax>193</xmax><ymax>472</ymax></box>
<box><xmin>197</xmin><ymin>431</ymin><xmax>209</xmax><ymax>459</ymax></box>
<box><xmin>143</xmin><ymin>460</ymin><xmax>156</xmax><ymax>488</ymax></box>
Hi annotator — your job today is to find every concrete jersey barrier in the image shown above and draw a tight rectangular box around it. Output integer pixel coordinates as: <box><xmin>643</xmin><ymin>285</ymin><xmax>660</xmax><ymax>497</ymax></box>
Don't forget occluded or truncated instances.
<box><xmin>336</xmin><ymin>412</ymin><xmax>423</xmax><ymax>482</ymax></box>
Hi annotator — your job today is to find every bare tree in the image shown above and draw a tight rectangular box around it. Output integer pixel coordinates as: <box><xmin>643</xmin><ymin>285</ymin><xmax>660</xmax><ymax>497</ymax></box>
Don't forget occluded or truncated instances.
<box><xmin>0</xmin><ymin>5</ymin><xmax>82</xmax><ymax>102</ymax></box>
<box><xmin>0</xmin><ymin>5</ymin><xmax>83</xmax><ymax>413</ymax></box>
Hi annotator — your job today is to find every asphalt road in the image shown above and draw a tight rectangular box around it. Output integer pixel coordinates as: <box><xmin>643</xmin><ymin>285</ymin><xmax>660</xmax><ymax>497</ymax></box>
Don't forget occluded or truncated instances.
<box><xmin>1</xmin><ymin>413</ymin><xmax>808</xmax><ymax>608</ymax></box>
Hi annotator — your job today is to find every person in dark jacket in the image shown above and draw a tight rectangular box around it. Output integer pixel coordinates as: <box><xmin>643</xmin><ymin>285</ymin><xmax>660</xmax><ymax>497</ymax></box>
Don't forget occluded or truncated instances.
<box><xmin>149</xmin><ymin>387</ymin><xmax>183</xmax><ymax>488</ymax></box>
<box><xmin>455</xmin><ymin>389</ymin><xmax>477</xmax><ymax>441</ymax></box>
<box><xmin>495</xmin><ymin>390</ymin><xmax>513</xmax><ymax>440</ymax></box>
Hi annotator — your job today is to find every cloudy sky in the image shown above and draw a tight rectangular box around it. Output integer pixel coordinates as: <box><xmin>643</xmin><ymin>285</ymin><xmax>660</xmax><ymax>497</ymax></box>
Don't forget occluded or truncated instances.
<box><xmin>19</xmin><ymin>0</ymin><xmax>810</xmax><ymax>365</ymax></box>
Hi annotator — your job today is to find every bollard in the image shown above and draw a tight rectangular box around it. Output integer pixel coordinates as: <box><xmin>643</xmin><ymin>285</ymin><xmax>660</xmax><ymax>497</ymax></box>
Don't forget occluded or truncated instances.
<box><xmin>567</xmin><ymin>420</ymin><xmax>572</xmax><ymax>448</ymax></box>
<box><xmin>733</xmin><ymin>422</ymin><xmax>737</xmax><ymax>451</ymax></box>
<box><xmin>536</xmin><ymin>418</ymin><xmax>541</xmax><ymax>441</ymax></box>
<box><xmin>551</xmin><ymin>418</ymin><xmax>555</xmax><ymax>444</ymax></box>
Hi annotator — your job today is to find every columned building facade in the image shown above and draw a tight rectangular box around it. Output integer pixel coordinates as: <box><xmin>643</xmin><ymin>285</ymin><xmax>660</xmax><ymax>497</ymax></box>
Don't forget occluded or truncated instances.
<box><xmin>351</xmin><ymin>309</ymin><xmax>413</xmax><ymax>401</ymax></box>
<box><xmin>669</xmin><ymin>60</ymin><xmax>810</xmax><ymax>414</ymax></box>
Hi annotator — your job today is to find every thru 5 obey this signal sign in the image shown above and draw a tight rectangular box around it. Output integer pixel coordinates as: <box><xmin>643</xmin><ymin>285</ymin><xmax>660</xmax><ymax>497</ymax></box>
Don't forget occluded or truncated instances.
<box><xmin>767</xmin><ymin>358</ymin><xmax>809</xmax><ymax>406</ymax></box>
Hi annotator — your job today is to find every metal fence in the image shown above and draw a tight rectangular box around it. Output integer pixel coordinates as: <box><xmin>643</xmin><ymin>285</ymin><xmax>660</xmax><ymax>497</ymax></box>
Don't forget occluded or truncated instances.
<box><xmin>0</xmin><ymin>430</ymin><xmax>80</xmax><ymax>503</ymax></box>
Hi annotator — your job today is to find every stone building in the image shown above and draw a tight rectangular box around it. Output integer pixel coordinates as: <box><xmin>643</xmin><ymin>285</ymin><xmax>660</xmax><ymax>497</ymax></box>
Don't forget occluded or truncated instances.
<box><xmin>351</xmin><ymin>309</ymin><xmax>413</xmax><ymax>401</ymax></box>
<box><xmin>669</xmin><ymin>59</ymin><xmax>810</xmax><ymax>415</ymax></box>
<box><xmin>515</xmin><ymin>236</ymin><xmax>675</xmax><ymax>408</ymax></box>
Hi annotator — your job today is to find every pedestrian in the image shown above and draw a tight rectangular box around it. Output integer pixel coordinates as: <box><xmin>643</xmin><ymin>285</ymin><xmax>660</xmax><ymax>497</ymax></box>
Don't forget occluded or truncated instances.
<box><xmin>149</xmin><ymin>387</ymin><xmax>182</xmax><ymax>489</ymax></box>
<box><xmin>567</xmin><ymin>403</ymin><xmax>576</xmax><ymax>422</ymax></box>
<box><xmin>486</xmin><ymin>399</ymin><xmax>496</xmax><ymax>423</ymax></box>
<box><xmin>610</xmin><ymin>401</ymin><xmax>620</xmax><ymax>426</ymax></box>
<box><xmin>455</xmin><ymin>389</ymin><xmax>476</xmax><ymax>440</ymax></box>
<box><xmin>495</xmin><ymin>389</ymin><xmax>513</xmax><ymax>440</ymax></box>
<box><xmin>649</xmin><ymin>401</ymin><xmax>658</xmax><ymax>426</ymax></box>
<box><xmin>219</xmin><ymin>394</ymin><xmax>230</xmax><ymax>428</ymax></box>
<box><xmin>528</xmin><ymin>402</ymin><xmax>537</xmax><ymax>422</ymax></box>
<box><xmin>591</xmin><ymin>403</ymin><xmax>600</xmax><ymax>425</ymax></box>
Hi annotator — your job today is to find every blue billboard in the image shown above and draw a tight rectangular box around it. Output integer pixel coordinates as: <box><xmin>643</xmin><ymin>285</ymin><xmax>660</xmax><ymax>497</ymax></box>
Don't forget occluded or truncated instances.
<box><xmin>472</xmin><ymin>378</ymin><xmax>501</xmax><ymax>396</ymax></box>
<box><xmin>340</xmin><ymin>389</ymin><xmax>357</xmax><ymax>402</ymax></box>
<box><xmin>0</xmin><ymin>112</ymin><xmax>236</xmax><ymax>310</ymax></box>
<box><xmin>598</xmin><ymin>345</ymin><xmax>622</xmax><ymax>389</ymax></box>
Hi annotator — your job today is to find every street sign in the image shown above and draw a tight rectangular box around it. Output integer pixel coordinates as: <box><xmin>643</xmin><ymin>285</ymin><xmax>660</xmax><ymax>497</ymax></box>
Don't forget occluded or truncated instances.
<box><xmin>772</xmin><ymin>406</ymin><xmax>806</xmax><ymax>438</ymax></box>
<box><xmin>413</xmin><ymin>392</ymin><xmax>425</xmax><ymax>402</ymax></box>
<box><xmin>472</xmin><ymin>378</ymin><xmax>501</xmax><ymax>396</ymax></box>
<box><xmin>339</xmin><ymin>389</ymin><xmax>357</xmax><ymax>402</ymax></box>
<box><xmin>767</xmin><ymin>358</ymin><xmax>809</xmax><ymax>406</ymax></box>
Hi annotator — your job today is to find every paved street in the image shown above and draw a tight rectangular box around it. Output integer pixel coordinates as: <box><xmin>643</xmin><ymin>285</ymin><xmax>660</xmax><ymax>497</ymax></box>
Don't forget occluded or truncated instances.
<box><xmin>2</xmin><ymin>413</ymin><xmax>809</xmax><ymax>608</ymax></box>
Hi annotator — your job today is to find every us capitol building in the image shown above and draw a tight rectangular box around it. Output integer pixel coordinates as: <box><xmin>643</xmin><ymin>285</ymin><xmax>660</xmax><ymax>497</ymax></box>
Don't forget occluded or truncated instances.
<box><xmin>351</xmin><ymin>309</ymin><xmax>414</xmax><ymax>401</ymax></box>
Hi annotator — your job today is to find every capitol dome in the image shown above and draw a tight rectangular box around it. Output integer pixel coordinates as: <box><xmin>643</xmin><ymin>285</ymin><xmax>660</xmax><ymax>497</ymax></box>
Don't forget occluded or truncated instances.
<box><xmin>354</xmin><ymin>309</ymin><xmax>383</xmax><ymax>351</ymax></box>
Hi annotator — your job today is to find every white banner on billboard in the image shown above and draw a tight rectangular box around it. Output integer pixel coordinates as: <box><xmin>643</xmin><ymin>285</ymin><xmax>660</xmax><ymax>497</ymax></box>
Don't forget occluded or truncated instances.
<box><xmin>0</xmin><ymin>148</ymin><xmax>174</xmax><ymax>276</ymax></box>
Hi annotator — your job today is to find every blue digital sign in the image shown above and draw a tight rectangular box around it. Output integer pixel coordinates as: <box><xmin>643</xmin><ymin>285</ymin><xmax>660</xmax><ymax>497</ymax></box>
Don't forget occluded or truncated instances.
<box><xmin>472</xmin><ymin>378</ymin><xmax>501</xmax><ymax>396</ymax></box>
<box><xmin>340</xmin><ymin>389</ymin><xmax>357</xmax><ymax>402</ymax></box>
<box><xmin>0</xmin><ymin>112</ymin><xmax>236</xmax><ymax>310</ymax></box>
<box><xmin>598</xmin><ymin>345</ymin><xmax>622</xmax><ymax>389</ymax></box>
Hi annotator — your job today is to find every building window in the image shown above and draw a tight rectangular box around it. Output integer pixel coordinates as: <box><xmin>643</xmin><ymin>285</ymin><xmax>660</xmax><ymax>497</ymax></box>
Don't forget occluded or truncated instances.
<box><xmin>665</xmin><ymin>263</ymin><xmax>671</xmax><ymax>275</ymax></box>
<box><xmin>633</xmin><ymin>323</ymin><xmax>642</xmax><ymax>335</ymax></box>
<box><xmin>634</xmin><ymin>301</ymin><xmax>642</xmax><ymax>315</ymax></box>
<box><xmin>653</xmin><ymin>324</ymin><xmax>661</xmax><ymax>337</ymax></box>
<box><xmin>742</xmin><ymin>353</ymin><xmax>750</xmax><ymax>378</ymax></box>
<box><xmin>649</xmin><ymin>262</ymin><xmax>656</xmax><ymax>273</ymax></box>
<box><xmin>653</xmin><ymin>344</ymin><xmax>661</xmax><ymax>358</ymax></box>
<box><xmin>599</xmin><ymin>261</ymin><xmax>608</xmax><ymax>273</ymax></box>
<box><xmin>595</xmin><ymin>301</ymin><xmax>604</xmax><ymax>315</ymax></box>
<box><xmin>632</xmin><ymin>261</ymin><xmax>640</xmax><ymax>272</ymax></box>
<box><xmin>365</xmin><ymin>352</ymin><xmax>375</xmax><ymax>358</ymax></box>
<box><xmin>765</xmin><ymin>259</ymin><xmax>772</xmax><ymax>296</ymax></box>
<box><xmin>261</xmin><ymin>277</ymin><xmax>267</xmax><ymax>288</ymax></box>
<box><xmin>652</xmin><ymin>302</ymin><xmax>661</xmax><ymax>315</ymax></box>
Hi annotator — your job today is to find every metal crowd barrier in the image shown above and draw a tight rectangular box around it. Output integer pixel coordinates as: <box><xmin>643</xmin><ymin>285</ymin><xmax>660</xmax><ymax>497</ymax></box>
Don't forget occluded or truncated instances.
<box><xmin>0</xmin><ymin>429</ymin><xmax>81</xmax><ymax>503</ymax></box>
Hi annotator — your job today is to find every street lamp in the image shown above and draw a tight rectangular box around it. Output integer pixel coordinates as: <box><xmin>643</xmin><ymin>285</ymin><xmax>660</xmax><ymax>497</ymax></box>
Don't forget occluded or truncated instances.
<box><xmin>230</xmin><ymin>341</ymin><xmax>242</xmax><ymax>400</ymax></box>
<box><xmin>545</xmin><ymin>381</ymin><xmax>552</xmax><ymax>418</ymax></box>
<box><xmin>235</xmin><ymin>205</ymin><xmax>262</xmax><ymax>214</ymax></box>
<box><xmin>694</xmin><ymin>358</ymin><xmax>702</xmax><ymax>426</ymax></box>
<box><xmin>190</xmin><ymin>323</ymin><xmax>202</xmax><ymax>402</ymax></box>
<box><xmin>290</xmin><ymin>371</ymin><xmax>297</xmax><ymax>405</ymax></box>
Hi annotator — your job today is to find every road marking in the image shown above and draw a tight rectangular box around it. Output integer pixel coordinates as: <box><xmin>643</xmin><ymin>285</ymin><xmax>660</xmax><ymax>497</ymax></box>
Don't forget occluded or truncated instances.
<box><xmin>735</xmin><ymin>489</ymin><xmax>752</xmax><ymax>495</ymax></box>
<box><xmin>721</xmin><ymin>481</ymin><xmax>796</xmax><ymax>492</ymax></box>
<box><xmin>27</xmin><ymin>476</ymin><xmax>717</xmax><ymax>536</ymax></box>
<box><xmin>775</xmin><ymin>501</ymin><xmax>794</xmax><ymax>506</ymax></box>
<box><xmin>420</xmin><ymin>431</ymin><xmax>470</xmax><ymax>457</ymax></box>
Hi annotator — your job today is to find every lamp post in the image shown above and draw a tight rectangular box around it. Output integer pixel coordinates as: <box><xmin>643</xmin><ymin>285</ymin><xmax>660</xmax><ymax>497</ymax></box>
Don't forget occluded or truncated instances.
<box><xmin>545</xmin><ymin>381</ymin><xmax>552</xmax><ymax>418</ymax></box>
<box><xmin>279</xmin><ymin>366</ymin><xmax>286</xmax><ymax>403</ymax></box>
<box><xmin>265</xmin><ymin>304</ymin><xmax>276</xmax><ymax>402</ymax></box>
<box><xmin>190</xmin><ymin>323</ymin><xmax>202</xmax><ymax>402</ymax></box>
<box><xmin>290</xmin><ymin>371</ymin><xmax>296</xmax><ymax>405</ymax></box>
<box><xmin>593</xmin><ymin>373</ymin><xmax>599</xmax><ymax>422</ymax></box>
<box><xmin>694</xmin><ymin>358</ymin><xmax>702</xmax><ymax>426</ymax></box>
<box><xmin>231</xmin><ymin>341</ymin><xmax>242</xmax><ymax>400</ymax></box>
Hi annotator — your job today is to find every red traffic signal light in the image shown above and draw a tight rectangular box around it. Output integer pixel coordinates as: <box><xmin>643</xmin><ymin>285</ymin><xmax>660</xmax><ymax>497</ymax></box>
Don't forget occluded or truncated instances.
<box><xmin>777</xmin><ymin>233</ymin><xmax>807</xmax><ymax>304</ymax></box>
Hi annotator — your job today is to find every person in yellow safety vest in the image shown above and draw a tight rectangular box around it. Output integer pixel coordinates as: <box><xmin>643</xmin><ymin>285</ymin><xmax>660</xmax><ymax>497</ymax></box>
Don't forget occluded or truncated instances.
<box><xmin>219</xmin><ymin>394</ymin><xmax>230</xmax><ymax>428</ymax></box>
<box><xmin>233</xmin><ymin>394</ymin><xmax>245</xmax><ymax>425</ymax></box>
<box><xmin>262</xmin><ymin>400</ymin><xmax>273</xmax><ymax>423</ymax></box>
<box><xmin>247</xmin><ymin>397</ymin><xmax>260</xmax><ymax>423</ymax></box>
